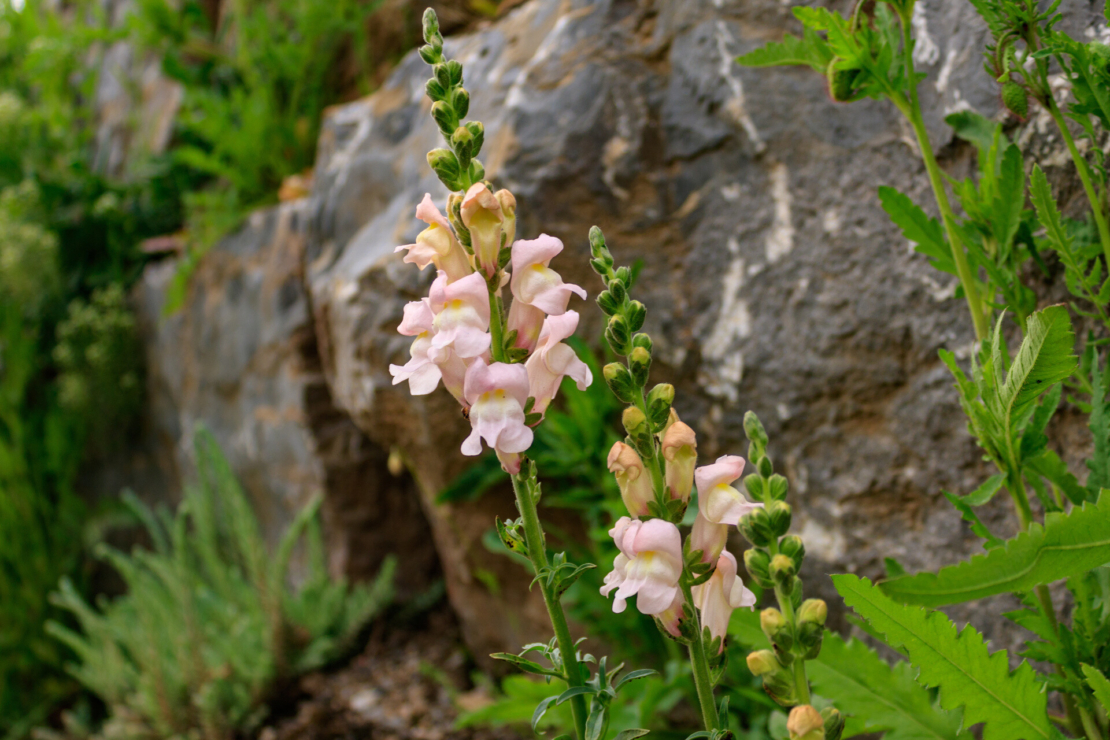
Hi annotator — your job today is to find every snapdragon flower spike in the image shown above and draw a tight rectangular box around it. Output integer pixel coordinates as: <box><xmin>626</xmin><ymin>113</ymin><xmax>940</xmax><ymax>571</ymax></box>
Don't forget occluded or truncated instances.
<box><xmin>690</xmin><ymin>550</ymin><xmax>756</xmax><ymax>651</ymax></box>
<box><xmin>525</xmin><ymin>310</ymin><xmax>593</xmax><ymax>416</ymax></box>
<box><xmin>662</xmin><ymin>421</ymin><xmax>697</xmax><ymax>503</ymax></box>
<box><xmin>695</xmin><ymin>455</ymin><xmax>763</xmax><ymax>526</ymax></box>
<box><xmin>461</xmin><ymin>184</ymin><xmax>503</xmax><ymax>277</ymax></box>
<box><xmin>394</xmin><ymin>194</ymin><xmax>473</xmax><ymax>282</ymax></box>
<box><xmin>607</xmin><ymin>441</ymin><xmax>653</xmax><ymax>518</ymax></box>
<box><xmin>507</xmin><ymin>234</ymin><xmax>588</xmax><ymax>351</ymax></box>
<box><xmin>427</xmin><ymin>271</ymin><xmax>492</xmax><ymax>360</ymax></box>
<box><xmin>389</xmin><ymin>300</ymin><xmax>442</xmax><ymax>394</ymax></box>
<box><xmin>600</xmin><ymin>516</ymin><xmax>683</xmax><ymax>615</ymax></box>
<box><xmin>461</xmin><ymin>358</ymin><xmax>534</xmax><ymax>472</ymax></box>
<box><xmin>689</xmin><ymin>510</ymin><xmax>728</xmax><ymax>564</ymax></box>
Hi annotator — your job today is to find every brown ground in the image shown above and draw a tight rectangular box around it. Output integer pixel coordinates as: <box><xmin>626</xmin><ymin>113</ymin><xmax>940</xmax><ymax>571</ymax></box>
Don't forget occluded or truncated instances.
<box><xmin>256</xmin><ymin>610</ymin><xmax>523</xmax><ymax>740</ymax></box>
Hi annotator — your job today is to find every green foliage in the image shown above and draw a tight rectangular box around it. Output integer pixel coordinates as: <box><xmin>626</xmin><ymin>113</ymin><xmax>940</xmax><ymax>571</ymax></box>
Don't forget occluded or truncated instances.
<box><xmin>880</xmin><ymin>493</ymin><xmax>1110</xmax><ymax>606</ymax></box>
<box><xmin>1081</xmin><ymin>664</ymin><xmax>1110</xmax><ymax>714</ymax></box>
<box><xmin>1087</xmin><ymin>348</ymin><xmax>1110</xmax><ymax>494</ymax></box>
<box><xmin>807</xmin><ymin>633</ymin><xmax>969</xmax><ymax>740</ymax></box>
<box><xmin>47</xmin><ymin>429</ymin><xmax>394</xmax><ymax>739</ymax></box>
<box><xmin>54</xmin><ymin>285</ymin><xmax>144</xmax><ymax>459</ymax></box>
<box><xmin>834</xmin><ymin>575</ymin><xmax>1052</xmax><ymax>740</ymax></box>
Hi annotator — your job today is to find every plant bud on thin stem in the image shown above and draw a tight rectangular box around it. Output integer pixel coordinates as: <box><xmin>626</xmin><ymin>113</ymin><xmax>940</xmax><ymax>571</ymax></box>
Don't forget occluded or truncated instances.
<box><xmin>798</xmin><ymin>598</ymin><xmax>827</xmax><ymax>627</ymax></box>
<box><xmin>603</xmin><ymin>362</ymin><xmax>637</xmax><ymax>403</ymax></box>
<box><xmin>446</xmin><ymin>59</ymin><xmax>463</xmax><ymax>85</ymax></box>
<box><xmin>821</xmin><ymin>708</ymin><xmax>845</xmax><ymax>740</ymax></box>
<box><xmin>631</xmin><ymin>332</ymin><xmax>652</xmax><ymax>352</ymax></box>
<box><xmin>760</xmin><ymin>607</ymin><xmax>786</xmax><ymax>640</ymax></box>
<box><xmin>627</xmin><ymin>300</ymin><xmax>646</xmax><ymax>331</ymax></box>
<box><xmin>608</xmin><ymin>441</ymin><xmax>652</xmax><ymax>518</ymax></box>
<box><xmin>422</xmin><ymin>7</ymin><xmax>442</xmax><ymax>46</ymax></box>
<box><xmin>647</xmin><ymin>383</ymin><xmax>674</xmax><ymax>428</ymax></box>
<box><xmin>614</xmin><ymin>265</ymin><xmax>631</xmax><ymax>286</ymax></box>
<box><xmin>779</xmin><ymin>535</ymin><xmax>805</xmax><ymax>568</ymax></box>
<box><xmin>745</xmin><ymin>649</ymin><xmax>780</xmax><ymax>677</ymax></box>
<box><xmin>787</xmin><ymin>705</ymin><xmax>825</xmax><ymax>740</ymax></box>
<box><xmin>769</xmin><ymin>553</ymin><xmax>796</xmax><ymax>587</ymax></box>
<box><xmin>744</xmin><ymin>547</ymin><xmax>772</xmax><ymax>588</ymax></box>
<box><xmin>608</xmin><ymin>278</ymin><xmax>627</xmax><ymax>305</ymax></box>
<box><xmin>495</xmin><ymin>189</ymin><xmax>515</xmax><ymax>246</ymax></box>
<box><xmin>767</xmin><ymin>500</ymin><xmax>792</xmax><ymax>537</ymax></box>
<box><xmin>768</xmin><ymin>473</ymin><xmax>789</xmax><ymax>500</ymax></box>
<box><xmin>661</xmin><ymin>420</ymin><xmax>695</xmax><ymax>502</ymax></box>
<box><xmin>744</xmin><ymin>411</ymin><xmax>769</xmax><ymax>454</ymax></box>
<box><xmin>427</xmin><ymin>148</ymin><xmax>461</xmax><ymax>190</ymax></box>
<box><xmin>606</xmin><ymin>314</ymin><xmax>631</xmax><ymax>355</ymax></box>
<box><xmin>758</xmin><ymin>455</ymin><xmax>774</xmax><ymax>478</ymax></box>
<box><xmin>622</xmin><ymin>406</ymin><xmax>650</xmax><ymax>442</ymax></box>
<box><xmin>629</xmin><ymin>346</ymin><xmax>651</xmax><ymax>387</ymax></box>
<box><xmin>739</xmin><ymin>507</ymin><xmax>775</xmax><ymax>547</ymax></box>
<box><xmin>452</xmin><ymin>87</ymin><xmax>470</xmax><ymax>119</ymax></box>
<box><xmin>597</xmin><ymin>290</ymin><xmax>620</xmax><ymax>315</ymax></box>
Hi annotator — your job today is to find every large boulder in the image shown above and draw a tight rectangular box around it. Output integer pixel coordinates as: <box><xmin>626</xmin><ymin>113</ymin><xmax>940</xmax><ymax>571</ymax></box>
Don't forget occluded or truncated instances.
<box><xmin>302</xmin><ymin>0</ymin><xmax>1102</xmax><ymax>655</ymax></box>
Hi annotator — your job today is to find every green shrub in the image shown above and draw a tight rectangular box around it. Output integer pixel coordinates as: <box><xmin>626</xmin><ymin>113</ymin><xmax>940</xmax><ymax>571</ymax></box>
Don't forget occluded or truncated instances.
<box><xmin>48</xmin><ymin>428</ymin><xmax>396</xmax><ymax>740</ymax></box>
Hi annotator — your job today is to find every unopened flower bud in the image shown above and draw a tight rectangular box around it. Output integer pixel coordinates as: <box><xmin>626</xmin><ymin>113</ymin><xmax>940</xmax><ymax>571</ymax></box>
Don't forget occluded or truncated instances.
<box><xmin>1002</xmin><ymin>80</ymin><xmax>1028</xmax><ymax>118</ymax></box>
<box><xmin>469</xmin><ymin>158</ymin><xmax>485</xmax><ymax>182</ymax></box>
<box><xmin>451</xmin><ymin>126</ymin><xmax>474</xmax><ymax>163</ymax></box>
<box><xmin>798</xmin><ymin>599</ymin><xmax>827</xmax><ymax>627</ymax></box>
<box><xmin>495</xmin><ymin>189</ymin><xmax>515</xmax><ymax>245</ymax></box>
<box><xmin>422</xmin><ymin>8</ymin><xmax>442</xmax><ymax>46</ymax></box>
<box><xmin>446</xmin><ymin>59</ymin><xmax>463</xmax><ymax>85</ymax></box>
<box><xmin>425</xmin><ymin>78</ymin><xmax>447</xmax><ymax>100</ymax></box>
<box><xmin>629</xmin><ymin>346</ymin><xmax>651</xmax><ymax>386</ymax></box>
<box><xmin>768</xmin><ymin>473</ymin><xmax>789</xmax><ymax>500</ymax></box>
<box><xmin>627</xmin><ymin>300</ymin><xmax>646</xmax><ymax>331</ymax></box>
<box><xmin>622</xmin><ymin>406</ymin><xmax>650</xmax><ymax>440</ymax></box>
<box><xmin>821</xmin><ymin>708</ymin><xmax>844</xmax><ymax>740</ymax></box>
<box><xmin>452</xmin><ymin>87</ymin><xmax>470</xmax><ymax>119</ymax></box>
<box><xmin>589</xmin><ymin>226</ymin><xmax>609</xmax><ymax>257</ymax></box>
<box><xmin>758</xmin><ymin>455</ymin><xmax>774</xmax><ymax>478</ymax></box>
<box><xmin>465</xmin><ymin>121</ymin><xmax>485</xmax><ymax>154</ymax></box>
<box><xmin>597</xmin><ymin>290</ymin><xmax>620</xmax><ymax>316</ymax></box>
<box><xmin>606</xmin><ymin>314</ymin><xmax>631</xmax><ymax>355</ymax></box>
<box><xmin>662</xmin><ymin>421</ymin><xmax>696</xmax><ymax>503</ymax></box>
<box><xmin>614</xmin><ymin>265</ymin><xmax>631</xmax><ymax>286</ymax></box>
<box><xmin>739</xmin><ymin>507</ymin><xmax>775</xmax><ymax>548</ymax></box>
<box><xmin>608</xmin><ymin>441</ymin><xmax>652</xmax><ymax>518</ymax></box>
<box><xmin>743</xmin><ymin>548</ymin><xmax>772</xmax><ymax>588</ymax></box>
<box><xmin>743</xmin><ymin>473</ymin><xmax>763</xmax><ymax>499</ymax></box>
<box><xmin>827</xmin><ymin>63</ymin><xmax>862</xmax><ymax>103</ymax></box>
<box><xmin>787</xmin><ymin>705</ymin><xmax>825</xmax><ymax>740</ymax></box>
<box><xmin>746</xmin><ymin>649</ymin><xmax>780</xmax><ymax>676</ymax></box>
<box><xmin>433</xmin><ymin>64</ymin><xmax>452</xmax><ymax>91</ymax></box>
<box><xmin>760</xmin><ymin>608</ymin><xmax>786</xmax><ymax>640</ymax></box>
<box><xmin>779</xmin><ymin>535</ymin><xmax>805</xmax><ymax>568</ymax></box>
<box><xmin>603</xmin><ymin>362</ymin><xmax>637</xmax><ymax>403</ymax></box>
<box><xmin>769</xmin><ymin>554</ymin><xmax>796</xmax><ymax>587</ymax></box>
<box><xmin>427</xmin><ymin>148</ymin><xmax>461</xmax><ymax>190</ymax></box>
<box><xmin>646</xmin><ymin>383</ymin><xmax>674</xmax><ymax>428</ymax></box>
<box><xmin>631</xmin><ymin>332</ymin><xmax>652</xmax><ymax>352</ymax></box>
<box><xmin>419</xmin><ymin>44</ymin><xmax>441</xmax><ymax>65</ymax></box>
<box><xmin>743</xmin><ymin>411</ymin><xmax>769</xmax><ymax>453</ymax></box>
<box><xmin>797</xmin><ymin>599</ymin><xmax>827</xmax><ymax>657</ymax></box>
<box><xmin>608</xmin><ymin>278</ymin><xmax>627</xmax><ymax>304</ymax></box>
<box><xmin>767</xmin><ymin>500</ymin><xmax>792</xmax><ymax>537</ymax></box>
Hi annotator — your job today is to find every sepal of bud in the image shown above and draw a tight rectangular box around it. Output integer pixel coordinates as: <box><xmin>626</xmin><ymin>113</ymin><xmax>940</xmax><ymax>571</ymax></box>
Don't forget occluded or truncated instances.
<box><xmin>425</xmin><ymin>79</ymin><xmax>447</xmax><ymax>102</ymax></box>
<box><xmin>758</xmin><ymin>455</ymin><xmax>774</xmax><ymax>478</ymax></box>
<box><xmin>427</xmin><ymin>148</ymin><xmax>461</xmax><ymax>190</ymax></box>
<box><xmin>422</xmin><ymin>8</ymin><xmax>442</xmax><ymax>46</ymax></box>
<box><xmin>627</xmin><ymin>300</ymin><xmax>646</xmax><ymax>331</ymax></box>
<box><xmin>821</xmin><ymin>708</ymin><xmax>844</xmax><ymax>740</ymax></box>
<box><xmin>597</xmin><ymin>290</ymin><xmax>620</xmax><ymax>316</ymax></box>
<box><xmin>433</xmin><ymin>64</ymin><xmax>452</xmax><ymax>91</ymax></box>
<box><xmin>743</xmin><ymin>548</ymin><xmax>772</xmax><ymax>589</ymax></box>
<box><xmin>769</xmin><ymin>553</ymin><xmax>796</xmax><ymax>587</ymax></box>
<box><xmin>768</xmin><ymin>474</ymin><xmax>788</xmax><ymax>500</ymax></box>
<box><xmin>739</xmin><ymin>508</ymin><xmax>775</xmax><ymax>547</ymax></box>
<box><xmin>743</xmin><ymin>474</ymin><xmax>763</xmax><ymax>499</ymax></box>
<box><xmin>446</xmin><ymin>60</ymin><xmax>464</xmax><ymax>86</ymax></box>
<box><xmin>767</xmin><ymin>500</ymin><xmax>792</xmax><ymax>537</ymax></box>
<box><xmin>431</xmin><ymin>100</ymin><xmax>458</xmax><ymax>136</ymax></box>
<box><xmin>629</xmin><ymin>346</ymin><xmax>651</xmax><ymax>387</ymax></box>
<box><xmin>631</xmin><ymin>332</ymin><xmax>652</xmax><ymax>352</ymax></box>
<box><xmin>787</xmin><ymin>705</ymin><xmax>825</xmax><ymax>740</ymax></box>
<box><xmin>419</xmin><ymin>44</ymin><xmax>441</xmax><ymax>65</ymax></box>
<box><xmin>614</xmin><ymin>265</ymin><xmax>631</xmax><ymax>286</ymax></box>
<box><xmin>603</xmin><ymin>363</ymin><xmax>637</xmax><ymax>403</ymax></box>
<box><xmin>605</xmin><ymin>314</ymin><xmax>631</xmax><ymax>355</ymax></box>
<box><xmin>452</xmin><ymin>87</ymin><xmax>470</xmax><ymax>119</ymax></box>
<box><xmin>647</xmin><ymin>383</ymin><xmax>674</xmax><ymax>428</ymax></box>
<box><xmin>469</xmin><ymin>158</ymin><xmax>486</xmax><ymax>182</ymax></box>
<box><xmin>779</xmin><ymin>535</ymin><xmax>805</xmax><ymax>569</ymax></box>
<box><xmin>608</xmin><ymin>278</ymin><xmax>627</xmax><ymax>305</ymax></box>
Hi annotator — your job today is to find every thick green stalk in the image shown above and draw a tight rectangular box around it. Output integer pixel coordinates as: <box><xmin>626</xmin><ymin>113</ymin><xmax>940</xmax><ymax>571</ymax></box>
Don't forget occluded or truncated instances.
<box><xmin>773</xmin><ymin>581</ymin><xmax>811</xmax><ymax>706</ymax></box>
<box><xmin>680</xmin><ymin>579</ymin><xmax>721</xmax><ymax>731</ymax></box>
<box><xmin>488</xmin><ymin>286</ymin><xmax>506</xmax><ymax>362</ymax></box>
<box><xmin>633</xmin><ymin>387</ymin><xmax>667</xmax><ymax>497</ymax></box>
<box><xmin>896</xmin><ymin>16</ymin><xmax>989</xmax><ymax>342</ymax></box>
<box><xmin>1045</xmin><ymin>98</ymin><xmax>1110</xmax><ymax>270</ymax></box>
<box><xmin>1079</xmin><ymin>706</ymin><xmax>1104</xmax><ymax>740</ymax></box>
<box><xmin>510</xmin><ymin>472</ymin><xmax>587</xmax><ymax>740</ymax></box>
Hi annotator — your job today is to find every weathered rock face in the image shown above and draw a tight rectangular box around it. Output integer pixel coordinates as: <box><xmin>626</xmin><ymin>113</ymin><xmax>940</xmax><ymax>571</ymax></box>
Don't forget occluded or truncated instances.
<box><xmin>133</xmin><ymin>203</ymin><xmax>439</xmax><ymax>595</ymax></box>
<box><xmin>301</xmin><ymin>0</ymin><xmax>1103</xmax><ymax>654</ymax></box>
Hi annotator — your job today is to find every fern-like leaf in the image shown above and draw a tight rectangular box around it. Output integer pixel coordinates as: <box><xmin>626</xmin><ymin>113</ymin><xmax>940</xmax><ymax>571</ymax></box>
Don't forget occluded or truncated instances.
<box><xmin>880</xmin><ymin>493</ymin><xmax>1110</xmax><ymax>606</ymax></box>
<box><xmin>834</xmin><ymin>575</ymin><xmax>1052</xmax><ymax>740</ymax></box>
<box><xmin>1082</xmin><ymin>663</ymin><xmax>1110</xmax><ymax>714</ymax></box>
<box><xmin>735</xmin><ymin>27</ymin><xmax>830</xmax><ymax>70</ymax></box>
<box><xmin>808</xmin><ymin>632</ymin><xmax>969</xmax><ymax>740</ymax></box>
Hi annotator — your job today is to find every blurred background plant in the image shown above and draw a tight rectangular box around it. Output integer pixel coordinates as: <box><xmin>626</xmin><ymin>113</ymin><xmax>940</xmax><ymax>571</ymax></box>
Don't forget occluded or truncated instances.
<box><xmin>46</xmin><ymin>428</ymin><xmax>396</xmax><ymax>740</ymax></box>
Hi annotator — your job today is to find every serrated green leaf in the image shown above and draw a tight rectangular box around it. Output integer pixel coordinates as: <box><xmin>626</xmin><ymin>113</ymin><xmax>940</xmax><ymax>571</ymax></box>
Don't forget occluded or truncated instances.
<box><xmin>735</xmin><ymin>27</ymin><xmax>831</xmax><ymax>70</ymax></box>
<box><xmin>807</xmin><ymin>632</ymin><xmax>969</xmax><ymax>740</ymax></box>
<box><xmin>943</xmin><ymin>490</ymin><xmax>1003</xmax><ymax>548</ymax></box>
<box><xmin>990</xmin><ymin>305</ymin><xmax>1076</xmax><ymax>441</ymax></box>
<box><xmin>835</xmin><ymin>575</ymin><xmax>1051</xmax><ymax>740</ymax></box>
<box><xmin>1088</xmin><ymin>349</ymin><xmax>1110</xmax><ymax>494</ymax></box>
<box><xmin>946</xmin><ymin>110</ymin><xmax>1003</xmax><ymax>154</ymax></box>
<box><xmin>1081</xmin><ymin>663</ymin><xmax>1110</xmax><ymax>714</ymax></box>
<box><xmin>1024</xmin><ymin>449</ymin><xmax>1087</xmax><ymax>506</ymax></box>
<box><xmin>881</xmin><ymin>494</ymin><xmax>1110</xmax><ymax>606</ymax></box>
<box><xmin>490</xmin><ymin>652</ymin><xmax>563</xmax><ymax>678</ymax></box>
<box><xmin>879</xmin><ymin>186</ymin><xmax>956</xmax><ymax>275</ymax></box>
<box><xmin>964</xmin><ymin>473</ymin><xmax>1006</xmax><ymax>506</ymax></box>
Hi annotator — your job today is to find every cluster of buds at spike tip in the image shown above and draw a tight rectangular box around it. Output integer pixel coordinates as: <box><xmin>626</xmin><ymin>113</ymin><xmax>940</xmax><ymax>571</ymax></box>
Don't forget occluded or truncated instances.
<box><xmin>418</xmin><ymin>8</ymin><xmax>486</xmax><ymax>193</ymax></box>
<box><xmin>390</xmin><ymin>10</ymin><xmax>592</xmax><ymax>476</ymax></box>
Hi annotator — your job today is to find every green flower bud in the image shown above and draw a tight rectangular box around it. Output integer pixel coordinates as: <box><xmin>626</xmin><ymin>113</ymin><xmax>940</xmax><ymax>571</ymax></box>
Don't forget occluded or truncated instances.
<box><xmin>434</xmin><ymin>63</ymin><xmax>452</xmax><ymax>90</ymax></box>
<box><xmin>452</xmin><ymin>87</ymin><xmax>470</xmax><ymax>119</ymax></box>
<box><xmin>767</xmin><ymin>500</ymin><xmax>792</xmax><ymax>537</ymax></box>
<box><xmin>821</xmin><ymin>708</ymin><xmax>845</xmax><ymax>740</ymax></box>
<box><xmin>647</xmin><ymin>383</ymin><xmax>674</xmax><ymax>427</ymax></box>
<box><xmin>422</xmin><ymin>8</ymin><xmax>442</xmax><ymax>46</ymax></box>
<box><xmin>787</xmin><ymin>705</ymin><xmax>825</xmax><ymax>740</ymax></box>
<box><xmin>743</xmin><ymin>473</ymin><xmax>764</xmax><ymax>499</ymax></box>
<box><xmin>743</xmin><ymin>548</ymin><xmax>772</xmax><ymax>588</ymax></box>
<box><xmin>427</xmin><ymin>148</ymin><xmax>461</xmax><ymax>190</ymax></box>
<box><xmin>767</xmin><ymin>473</ymin><xmax>788</xmax><ymax>500</ymax></box>
<box><xmin>603</xmin><ymin>363</ymin><xmax>637</xmax><ymax>403</ymax></box>
<box><xmin>446</xmin><ymin>60</ymin><xmax>464</xmax><ymax>86</ymax></box>
<box><xmin>1002</xmin><ymin>80</ymin><xmax>1028</xmax><ymax>118</ymax></box>
<box><xmin>758</xmin><ymin>455</ymin><xmax>774</xmax><ymax>478</ymax></box>
<box><xmin>589</xmin><ymin>225</ymin><xmax>608</xmax><ymax>255</ymax></box>
<box><xmin>606</xmin><ymin>314</ymin><xmax>631</xmax><ymax>355</ymax></box>
<box><xmin>608</xmin><ymin>277</ymin><xmax>627</xmax><ymax>305</ymax></box>
<box><xmin>798</xmin><ymin>599</ymin><xmax>827</xmax><ymax>627</ymax></box>
<box><xmin>614</xmin><ymin>265</ymin><xmax>632</xmax><ymax>286</ymax></box>
<box><xmin>779</xmin><ymin>535</ymin><xmax>805</xmax><ymax>569</ymax></box>
<box><xmin>744</xmin><ymin>411</ymin><xmax>768</xmax><ymax>453</ymax></box>
<box><xmin>760</xmin><ymin>608</ymin><xmax>787</xmax><ymax>641</ymax></box>
<box><xmin>827</xmin><ymin>63</ymin><xmax>861</xmax><ymax>103</ymax></box>
<box><xmin>420</xmin><ymin>44</ymin><xmax>442</xmax><ymax>66</ymax></box>
<box><xmin>431</xmin><ymin>100</ymin><xmax>458</xmax><ymax>136</ymax></box>
<box><xmin>622</xmin><ymin>405</ymin><xmax>649</xmax><ymax>438</ymax></box>
<box><xmin>632</xmin><ymin>332</ymin><xmax>652</xmax><ymax>352</ymax></box>
<box><xmin>468</xmin><ymin>158</ymin><xmax>486</xmax><ymax>183</ymax></box>
<box><xmin>425</xmin><ymin>78</ymin><xmax>447</xmax><ymax>101</ymax></box>
<box><xmin>769</xmin><ymin>553</ymin><xmax>796</xmax><ymax>587</ymax></box>
<box><xmin>597</xmin><ymin>290</ymin><xmax>620</xmax><ymax>316</ymax></box>
<box><xmin>465</xmin><ymin>120</ymin><xmax>484</xmax><ymax>154</ymax></box>
<box><xmin>745</xmin><ymin>649</ymin><xmax>780</xmax><ymax>676</ymax></box>
<box><xmin>739</xmin><ymin>508</ymin><xmax>775</xmax><ymax>548</ymax></box>
<box><xmin>451</xmin><ymin>125</ymin><xmax>474</xmax><ymax>162</ymax></box>
<box><xmin>629</xmin><ymin>346</ymin><xmax>651</xmax><ymax>387</ymax></box>
<box><xmin>627</xmin><ymin>300</ymin><xmax>646</xmax><ymax>331</ymax></box>
<box><xmin>590</xmin><ymin>258</ymin><xmax>611</xmax><ymax>276</ymax></box>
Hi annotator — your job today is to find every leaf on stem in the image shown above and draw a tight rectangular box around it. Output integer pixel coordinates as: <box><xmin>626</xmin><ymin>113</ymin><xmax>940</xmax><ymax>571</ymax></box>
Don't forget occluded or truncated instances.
<box><xmin>1081</xmin><ymin>663</ymin><xmax>1110</xmax><ymax>714</ymax></box>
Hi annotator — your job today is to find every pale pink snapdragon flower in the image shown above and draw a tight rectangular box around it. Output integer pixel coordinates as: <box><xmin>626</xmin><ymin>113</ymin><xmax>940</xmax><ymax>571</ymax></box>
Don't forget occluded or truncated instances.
<box><xmin>695</xmin><ymin>455</ymin><xmax>763</xmax><ymax>526</ymax></box>
<box><xmin>394</xmin><ymin>194</ymin><xmax>473</xmax><ymax>282</ymax></box>
<box><xmin>600</xmin><ymin>516</ymin><xmax>683</xmax><ymax>615</ymax></box>
<box><xmin>461</xmin><ymin>184</ymin><xmax>503</xmax><ymax>277</ymax></box>
<box><xmin>427</xmin><ymin>271</ymin><xmax>491</xmax><ymax>361</ymax></box>
<box><xmin>607</xmin><ymin>442</ymin><xmax>653</xmax><ymax>518</ymax></box>
<box><xmin>662</xmin><ymin>421</ymin><xmax>697</xmax><ymax>503</ymax></box>
<box><xmin>388</xmin><ymin>300</ymin><xmax>469</xmax><ymax>400</ymax></box>
<box><xmin>525</xmin><ymin>311</ymin><xmax>592</xmax><ymax>415</ymax></box>
<box><xmin>688</xmin><ymin>510</ymin><xmax>728</xmax><ymax>564</ymax></box>
<box><xmin>506</xmin><ymin>235</ymin><xmax>587</xmax><ymax>351</ymax></box>
<box><xmin>461</xmin><ymin>358</ymin><xmax>533</xmax><ymax>473</ymax></box>
<box><xmin>691</xmin><ymin>550</ymin><xmax>756</xmax><ymax>651</ymax></box>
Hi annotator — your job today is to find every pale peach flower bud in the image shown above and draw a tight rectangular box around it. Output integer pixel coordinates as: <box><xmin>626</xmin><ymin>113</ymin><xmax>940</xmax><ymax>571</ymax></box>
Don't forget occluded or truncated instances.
<box><xmin>461</xmin><ymin>184</ymin><xmax>503</xmax><ymax>277</ymax></box>
<box><xmin>608</xmin><ymin>442</ymin><xmax>652</xmax><ymax>518</ymax></box>
<box><xmin>787</xmin><ymin>706</ymin><xmax>825</xmax><ymax>740</ymax></box>
<box><xmin>661</xmin><ymin>421</ymin><xmax>696</xmax><ymax>503</ymax></box>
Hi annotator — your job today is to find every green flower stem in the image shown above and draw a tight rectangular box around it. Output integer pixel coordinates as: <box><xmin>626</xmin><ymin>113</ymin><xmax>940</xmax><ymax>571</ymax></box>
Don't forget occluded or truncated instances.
<box><xmin>896</xmin><ymin>9</ymin><xmax>989</xmax><ymax>343</ymax></box>
<box><xmin>773</xmin><ymin>581</ymin><xmax>812</xmax><ymax>706</ymax></box>
<box><xmin>680</xmin><ymin>578</ymin><xmax>721</xmax><ymax>731</ymax></box>
<box><xmin>1045</xmin><ymin>98</ymin><xmax>1110</xmax><ymax>270</ymax></box>
<box><xmin>488</xmin><ymin>284</ymin><xmax>506</xmax><ymax>363</ymax></box>
<box><xmin>510</xmin><ymin>471</ymin><xmax>588</xmax><ymax>740</ymax></box>
<box><xmin>634</xmin><ymin>387</ymin><xmax>667</xmax><ymax>498</ymax></box>
<box><xmin>1078</xmin><ymin>705</ymin><xmax>1103</xmax><ymax>740</ymax></box>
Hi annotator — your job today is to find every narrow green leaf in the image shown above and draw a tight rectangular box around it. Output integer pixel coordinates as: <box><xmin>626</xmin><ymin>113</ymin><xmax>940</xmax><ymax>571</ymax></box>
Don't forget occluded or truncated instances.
<box><xmin>1024</xmin><ymin>449</ymin><xmax>1088</xmax><ymax>506</ymax></box>
<box><xmin>555</xmin><ymin>685</ymin><xmax>595</xmax><ymax>705</ymax></box>
<box><xmin>964</xmin><ymin>473</ymin><xmax>1006</xmax><ymax>506</ymax></box>
<box><xmin>879</xmin><ymin>186</ymin><xmax>956</xmax><ymax>275</ymax></box>
<box><xmin>835</xmin><ymin>575</ymin><xmax>1052</xmax><ymax>740</ymax></box>
<box><xmin>585</xmin><ymin>702</ymin><xmax>607</xmax><ymax>740</ymax></box>
<box><xmin>614</xmin><ymin>668</ymin><xmax>657</xmax><ymax>690</ymax></box>
<box><xmin>490</xmin><ymin>652</ymin><xmax>562</xmax><ymax>678</ymax></box>
<box><xmin>532</xmin><ymin>695</ymin><xmax>558</xmax><ymax>733</ymax></box>
<box><xmin>943</xmin><ymin>491</ymin><xmax>1003</xmax><ymax>548</ymax></box>
<box><xmin>735</xmin><ymin>27</ymin><xmax>831</xmax><ymax>70</ymax></box>
<box><xmin>613</xmin><ymin>730</ymin><xmax>650</xmax><ymax>740</ymax></box>
<box><xmin>1081</xmin><ymin>663</ymin><xmax>1110</xmax><ymax>714</ymax></box>
<box><xmin>807</xmin><ymin>632</ymin><xmax>969</xmax><ymax>740</ymax></box>
<box><xmin>881</xmin><ymin>494</ymin><xmax>1110</xmax><ymax>606</ymax></box>
<box><xmin>946</xmin><ymin>110</ymin><xmax>1003</xmax><ymax>154</ymax></box>
<box><xmin>1088</xmin><ymin>350</ymin><xmax>1110</xmax><ymax>494</ymax></box>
